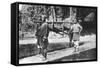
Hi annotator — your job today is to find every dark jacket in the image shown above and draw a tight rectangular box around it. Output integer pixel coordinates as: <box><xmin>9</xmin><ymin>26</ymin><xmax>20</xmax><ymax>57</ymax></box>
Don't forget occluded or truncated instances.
<box><xmin>35</xmin><ymin>22</ymin><xmax>49</xmax><ymax>38</ymax></box>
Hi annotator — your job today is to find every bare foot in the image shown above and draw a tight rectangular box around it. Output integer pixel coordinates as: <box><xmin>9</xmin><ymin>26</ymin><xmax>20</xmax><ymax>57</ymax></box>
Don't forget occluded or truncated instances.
<box><xmin>42</xmin><ymin>57</ymin><xmax>48</xmax><ymax>61</ymax></box>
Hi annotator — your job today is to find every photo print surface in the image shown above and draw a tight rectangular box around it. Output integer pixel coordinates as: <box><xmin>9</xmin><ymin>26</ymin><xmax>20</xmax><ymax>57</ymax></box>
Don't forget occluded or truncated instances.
<box><xmin>18</xmin><ymin>3</ymin><xmax>97</xmax><ymax>64</ymax></box>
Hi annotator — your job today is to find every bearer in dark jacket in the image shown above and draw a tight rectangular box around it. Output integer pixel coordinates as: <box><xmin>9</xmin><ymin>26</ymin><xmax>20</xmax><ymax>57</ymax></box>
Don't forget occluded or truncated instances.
<box><xmin>35</xmin><ymin>16</ymin><xmax>49</xmax><ymax>60</ymax></box>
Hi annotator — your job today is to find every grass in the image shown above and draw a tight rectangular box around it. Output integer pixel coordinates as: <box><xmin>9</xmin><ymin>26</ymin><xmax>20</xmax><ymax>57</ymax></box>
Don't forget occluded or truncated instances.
<box><xmin>19</xmin><ymin>42</ymin><xmax>69</xmax><ymax>59</ymax></box>
<box><xmin>19</xmin><ymin>42</ymin><xmax>89</xmax><ymax>59</ymax></box>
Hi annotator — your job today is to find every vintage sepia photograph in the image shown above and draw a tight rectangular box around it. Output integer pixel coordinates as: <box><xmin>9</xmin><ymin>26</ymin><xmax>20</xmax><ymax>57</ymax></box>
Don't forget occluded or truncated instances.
<box><xmin>17</xmin><ymin>3</ymin><xmax>97</xmax><ymax>65</ymax></box>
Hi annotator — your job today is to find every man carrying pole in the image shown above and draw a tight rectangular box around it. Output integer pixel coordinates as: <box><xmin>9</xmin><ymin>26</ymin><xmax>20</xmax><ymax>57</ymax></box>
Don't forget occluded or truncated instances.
<box><xmin>68</xmin><ymin>19</ymin><xmax>83</xmax><ymax>52</ymax></box>
<box><xmin>35</xmin><ymin>15</ymin><xmax>49</xmax><ymax>60</ymax></box>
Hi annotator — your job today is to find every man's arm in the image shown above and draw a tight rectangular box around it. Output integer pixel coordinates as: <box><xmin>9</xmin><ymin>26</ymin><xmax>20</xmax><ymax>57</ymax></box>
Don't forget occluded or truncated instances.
<box><xmin>79</xmin><ymin>24</ymin><xmax>83</xmax><ymax>32</ymax></box>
